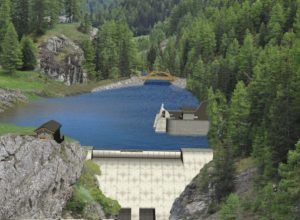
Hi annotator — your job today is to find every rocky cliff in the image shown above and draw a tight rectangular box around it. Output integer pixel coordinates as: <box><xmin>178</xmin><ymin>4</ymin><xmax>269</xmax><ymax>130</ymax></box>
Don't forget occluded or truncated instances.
<box><xmin>39</xmin><ymin>35</ymin><xmax>88</xmax><ymax>85</ymax></box>
<box><xmin>170</xmin><ymin>163</ymin><xmax>257</xmax><ymax>220</ymax></box>
<box><xmin>0</xmin><ymin>88</ymin><xmax>27</xmax><ymax>113</ymax></box>
<box><xmin>0</xmin><ymin>134</ymin><xmax>85</xmax><ymax>219</ymax></box>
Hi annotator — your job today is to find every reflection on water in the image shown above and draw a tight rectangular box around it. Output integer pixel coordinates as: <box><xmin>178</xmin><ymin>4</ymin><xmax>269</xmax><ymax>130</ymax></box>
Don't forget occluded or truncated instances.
<box><xmin>0</xmin><ymin>84</ymin><xmax>208</xmax><ymax>150</ymax></box>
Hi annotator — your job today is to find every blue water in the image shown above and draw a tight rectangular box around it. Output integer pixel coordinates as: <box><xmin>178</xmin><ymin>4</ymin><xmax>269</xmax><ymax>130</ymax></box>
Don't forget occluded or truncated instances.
<box><xmin>0</xmin><ymin>84</ymin><xmax>208</xmax><ymax>150</ymax></box>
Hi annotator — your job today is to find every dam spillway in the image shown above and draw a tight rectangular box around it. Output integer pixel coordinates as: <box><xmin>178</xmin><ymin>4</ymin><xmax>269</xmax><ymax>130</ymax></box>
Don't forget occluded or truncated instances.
<box><xmin>92</xmin><ymin>148</ymin><xmax>213</xmax><ymax>220</ymax></box>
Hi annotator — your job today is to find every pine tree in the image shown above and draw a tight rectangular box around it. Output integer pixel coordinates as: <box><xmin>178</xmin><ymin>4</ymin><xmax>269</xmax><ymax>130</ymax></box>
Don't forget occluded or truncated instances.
<box><xmin>187</xmin><ymin>57</ymin><xmax>208</xmax><ymax>100</ymax></box>
<box><xmin>1</xmin><ymin>23</ymin><xmax>22</xmax><ymax>74</ymax></box>
<box><xmin>0</xmin><ymin>0</ymin><xmax>11</xmax><ymax>47</ymax></box>
<box><xmin>79</xmin><ymin>13</ymin><xmax>92</xmax><ymax>33</ymax></box>
<box><xmin>82</xmin><ymin>39</ymin><xmax>96</xmax><ymax>79</ymax></box>
<box><xmin>20</xmin><ymin>36</ymin><xmax>37</xmax><ymax>70</ymax></box>
<box><xmin>12</xmin><ymin>0</ymin><xmax>30</xmax><ymax>38</ymax></box>
<box><xmin>227</xmin><ymin>81</ymin><xmax>251</xmax><ymax>156</ymax></box>
<box><xmin>147</xmin><ymin>46</ymin><xmax>157</xmax><ymax>71</ymax></box>
<box><xmin>207</xmin><ymin>88</ymin><xmax>235</xmax><ymax>203</ymax></box>
<box><xmin>294</xmin><ymin>1</ymin><xmax>300</xmax><ymax>37</ymax></box>
<box><xmin>267</xmin><ymin>3</ymin><xmax>285</xmax><ymax>44</ymax></box>
<box><xmin>31</xmin><ymin>0</ymin><xmax>48</xmax><ymax>35</ymax></box>
<box><xmin>238</xmin><ymin>32</ymin><xmax>257</xmax><ymax>84</ymax></box>
<box><xmin>48</xmin><ymin>0</ymin><xmax>61</xmax><ymax>27</ymax></box>
<box><xmin>65</xmin><ymin>0</ymin><xmax>81</xmax><ymax>23</ymax></box>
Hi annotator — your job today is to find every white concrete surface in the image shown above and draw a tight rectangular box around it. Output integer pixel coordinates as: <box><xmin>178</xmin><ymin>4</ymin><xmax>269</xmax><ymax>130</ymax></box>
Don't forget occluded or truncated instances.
<box><xmin>93</xmin><ymin>148</ymin><xmax>213</xmax><ymax>220</ymax></box>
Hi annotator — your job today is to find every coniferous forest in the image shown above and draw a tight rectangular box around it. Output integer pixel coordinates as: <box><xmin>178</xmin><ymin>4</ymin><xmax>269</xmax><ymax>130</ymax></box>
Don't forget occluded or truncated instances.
<box><xmin>0</xmin><ymin>0</ymin><xmax>299</xmax><ymax>219</ymax></box>
<box><xmin>149</xmin><ymin>0</ymin><xmax>300</xmax><ymax>218</ymax></box>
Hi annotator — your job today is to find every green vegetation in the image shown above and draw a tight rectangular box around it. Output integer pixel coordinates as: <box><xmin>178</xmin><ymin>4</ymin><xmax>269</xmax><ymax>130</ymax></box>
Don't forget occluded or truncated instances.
<box><xmin>82</xmin><ymin>0</ymin><xmax>180</xmax><ymax>35</ymax></box>
<box><xmin>0</xmin><ymin>69</ymin><xmax>128</xmax><ymax>98</ymax></box>
<box><xmin>38</xmin><ymin>23</ymin><xmax>89</xmax><ymax>44</ymax></box>
<box><xmin>0</xmin><ymin>123</ymin><xmax>34</xmax><ymax>136</ymax></box>
<box><xmin>66</xmin><ymin>160</ymin><xmax>121</xmax><ymax>217</ymax></box>
<box><xmin>20</xmin><ymin>36</ymin><xmax>37</xmax><ymax>70</ymax></box>
<box><xmin>94</xmin><ymin>21</ymin><xmax>139</xmax><ymax>79</ymax></box>
<box><xmin>141</xmin><ymin>0</ymin><xmax>300</xmax><ymax>218</ymax></box>
<box><xmin>1</xmin><ymin>23</ymin><xmax>22</xmax><ymax>74</ymax></box>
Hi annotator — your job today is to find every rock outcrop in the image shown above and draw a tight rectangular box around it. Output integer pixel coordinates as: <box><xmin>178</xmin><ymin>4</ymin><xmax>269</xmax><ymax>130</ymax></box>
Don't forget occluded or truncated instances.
<box><xmin>0</xmin><ymin>134</ymin><xmax>85</xmax><ymax>219</ymax></box>
<box><xmin>0</xmin><ymin>88</ymin><xmax>27</xmax><ymax>113</ymax></box>
<box><xmin>39</xmin><ymin>35</ymin><xmax>88</xmax><ymax>85</ymax></box>
<box><xmin>170</xmin><ymin>162</ymin><xmax>214</xmax><ymax>220</ymax></box>
<box><xmin>170</xmin><ymin>163</ymin><xmax>257</xmax><ymax>220</ymax></box>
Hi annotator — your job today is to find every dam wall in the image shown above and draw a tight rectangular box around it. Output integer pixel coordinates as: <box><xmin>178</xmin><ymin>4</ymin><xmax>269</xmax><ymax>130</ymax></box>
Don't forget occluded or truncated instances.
<box><xmin>92</xmin><ymin>148</ymin><xmax>213</xmax><ymax>220</ymax></box>
<box><xmin>93</xmin><ymin>149</ymin><xmax>181</xmax><ymax>159</ymax></box>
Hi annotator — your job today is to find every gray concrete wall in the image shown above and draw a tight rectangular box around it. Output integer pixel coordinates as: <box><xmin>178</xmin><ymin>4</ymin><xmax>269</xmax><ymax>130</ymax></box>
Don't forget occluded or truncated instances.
<box><xmin>167</xmin><ymin>119</ymin><xmax>209</xmax><ymax>136</ymax></box>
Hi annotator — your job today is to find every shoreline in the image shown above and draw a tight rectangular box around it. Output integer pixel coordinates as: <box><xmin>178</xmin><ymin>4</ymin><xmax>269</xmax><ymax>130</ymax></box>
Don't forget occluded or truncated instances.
<box><xmin>92</xmin><ymin>76</ymin><xmax>187</xmax><ymax>92</ymax></box>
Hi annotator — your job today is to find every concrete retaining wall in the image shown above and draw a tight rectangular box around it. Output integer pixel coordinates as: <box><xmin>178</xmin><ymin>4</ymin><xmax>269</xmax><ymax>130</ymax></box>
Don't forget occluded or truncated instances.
<box><xmin>167</xmin><ymin>119</ymin><xmax>209</xmax><ymax>136</ymax></box>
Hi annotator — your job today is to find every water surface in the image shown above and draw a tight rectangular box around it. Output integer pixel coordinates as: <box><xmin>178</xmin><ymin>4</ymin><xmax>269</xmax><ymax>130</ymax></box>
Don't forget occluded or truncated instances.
<box><xmin>0</xmin><ymin>84</ymin><xmax>208</xmax><ymax>150</ymax></box>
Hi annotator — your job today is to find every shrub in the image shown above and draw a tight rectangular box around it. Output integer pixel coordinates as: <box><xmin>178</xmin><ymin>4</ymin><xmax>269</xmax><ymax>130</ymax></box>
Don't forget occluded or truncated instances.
<box><xmin>65</xmin><ymin>160</ymin><xmax>121</xmax><ymax>217</ymax></box>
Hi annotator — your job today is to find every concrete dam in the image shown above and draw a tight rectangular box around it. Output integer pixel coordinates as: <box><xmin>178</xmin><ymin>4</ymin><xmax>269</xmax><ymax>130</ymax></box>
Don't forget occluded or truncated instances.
<box><xmin>91</xmin><ymin>148</ymin><xmax>213</xmax><ymax>220</ymax></box>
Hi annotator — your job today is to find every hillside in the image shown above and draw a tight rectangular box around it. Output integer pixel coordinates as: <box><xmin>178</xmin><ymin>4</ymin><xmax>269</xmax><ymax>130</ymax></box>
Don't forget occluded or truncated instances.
<box><xmin>83</xmin><ymin>0</ymin><xmax>180</xmax><ymax>35</ymax></box>
<box><xmin>147</xmin><ymin>0</ymin><xmax>300</xmax><ymax>219</ymax></box>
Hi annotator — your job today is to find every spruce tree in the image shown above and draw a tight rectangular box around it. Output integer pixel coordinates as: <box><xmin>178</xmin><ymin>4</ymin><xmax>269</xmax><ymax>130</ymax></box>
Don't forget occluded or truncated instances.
<box><xmin>147</xmin><ymin>46</ymin><xmax>157</xmax><ymax>71</ymax></box>
<box><xmin>227</xmin><ymin>81</ymin><xmax>251</xmax><ymax>156</ymax></box>
<box><xmin>207</xmin><ymin>88</ymin><xmax>235</xmax><ymax>203</ymax></box>
<box><xmin>267</xmin><ymin>3</ymin><xmax>285</xmax><ymax>44</ymax></box>
<box><xmin>82</xmin><ymin>39</ymin><xmax>96</xmax><ymax>79</ymax></box>
<box><xmin>1</xmin><ymin>23</ymin><xmax>22</xmax><ymax>74</ymax></box>
<box><xmin>187</xmin><ymin>57</ymin><xmax>208</xmax><ymax>100</ymax></box>
<box><xmin>31</xmin><ymin>0</ymin><xmax>48</xmax><ymax>35</ymax></box>
<box><xmin>12</xmin><ymin>0</ymin><xmax>30</xmax><ymax>38</ymax></box>
<box><xmin>238</xmin><ymin>32</ymin><xmax>257</xmax><ymax>84</ymax></box>
<box><xmin>0</xmin><ymin>0</ymin><xmax>11</xmax><ymax>47</ymax></box>
<box><xmin>20</xmin><ymin>36</ymin><xmax>37</xmax><ymax>70</ymax></box>
<box><xmin>65</xmin><ymin>0</ymin><xmax>81</xmax><ymax>22</ymax></box>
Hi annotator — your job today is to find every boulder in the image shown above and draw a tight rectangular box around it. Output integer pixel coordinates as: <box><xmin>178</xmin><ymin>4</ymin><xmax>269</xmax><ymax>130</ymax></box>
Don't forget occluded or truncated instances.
<box><xmin>39</xmin><ymin>35</ymin><xmax>88</xmax><ymax>85</ymax></box>
<box><xmin>0</xmin><ymin>134</ymin><xmax>85</xmax><ymax>219</ymax></box>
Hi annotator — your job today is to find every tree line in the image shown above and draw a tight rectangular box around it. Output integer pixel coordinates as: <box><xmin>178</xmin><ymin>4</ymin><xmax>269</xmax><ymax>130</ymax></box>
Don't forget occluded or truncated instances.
<box><xmin>82</xmin><ymin>0</ymin><xmax>180</xmax><ymax>35</ymax></box>
<box><xmin>145</xmin><ymin>0</ymin><xmax>300</xmax><ymax>218</ymax></box>
<box><xmin>0</xmin><ymin>0</ymin><xmax>82</xmax><ymax>74</ymax></box>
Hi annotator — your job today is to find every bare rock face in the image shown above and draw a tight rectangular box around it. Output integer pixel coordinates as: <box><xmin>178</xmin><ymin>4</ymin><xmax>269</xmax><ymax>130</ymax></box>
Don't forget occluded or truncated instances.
<box><xmin>39</xmin><ymin>35</ymin><xmax>88</xmax><ymax>85</ymax></box>
<box><xmin>0</xmin><ymin>89</ymin><xmax>27</xmax><ymax>113</ymax></box>
<box><xmin>170</xmin><ymin>162</ymin><xmax>258</xmax><ymax>220</ymax></box>
<box><xmin>169</xmin><ymin>163</ymin><xmax>213</xmax><ymax>220</ymax></box>
<box><xmin>0</xmin><ymin>134</ymin><xmax>85</xmax><ymax>219</ymax></box>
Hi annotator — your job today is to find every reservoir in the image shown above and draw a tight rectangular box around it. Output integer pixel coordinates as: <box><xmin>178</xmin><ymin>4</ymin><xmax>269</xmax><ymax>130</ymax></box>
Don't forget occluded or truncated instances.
<box><xmin>0</xmin><ymin>84</ymin><xmax>208</xmax><ymax>150</ymax></box>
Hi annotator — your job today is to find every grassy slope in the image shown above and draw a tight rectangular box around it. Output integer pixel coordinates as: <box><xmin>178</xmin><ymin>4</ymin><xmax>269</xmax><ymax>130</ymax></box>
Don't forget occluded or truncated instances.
<box><xmin>0</xmin><ymin>69</ymin><xmax>125</xmax><ymax>98</ymax></box>
<box><xmin>38</xmin><ymin>23</ymin><xmax>89</xmax><ymax>44</ymax></box>
<box><xmin>0</xmin><ymin>123</ymin><xmax>35</xmax><ymax>136</ymax></box>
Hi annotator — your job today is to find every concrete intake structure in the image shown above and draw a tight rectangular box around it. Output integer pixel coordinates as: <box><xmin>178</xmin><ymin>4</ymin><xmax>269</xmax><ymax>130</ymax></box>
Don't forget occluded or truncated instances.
<box><xmin>93</xmin><ymin>148</ymin><xmax>213</xmax><ymax>220</ymax></box>
<box><xmin>153</xmin><ymin>102</ymin><xmax>210</xmax><ymax>136</ymax></box>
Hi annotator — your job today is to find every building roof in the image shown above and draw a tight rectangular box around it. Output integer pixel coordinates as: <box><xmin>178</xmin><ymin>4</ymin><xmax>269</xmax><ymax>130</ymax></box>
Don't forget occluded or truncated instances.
<box><xmin>35</xmin><ymin>120</ymin><xmax>62</xmax><ymax>134</ymax></box>
<box><xmin>180</xmin><ymin>107</ymin><xmax>197</xmax><ymax>113</ymax></box>
<box><xmin>168</xmin><ymin>101</ymin><xmax>209</xmax><ymax>120</ymax></box>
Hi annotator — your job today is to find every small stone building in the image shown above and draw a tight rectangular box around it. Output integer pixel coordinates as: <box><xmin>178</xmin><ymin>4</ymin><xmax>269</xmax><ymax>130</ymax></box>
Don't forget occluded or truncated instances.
<box><xmin>35</xmin><ymin>120</ymin><xmax>64</xmax><ymax>143</ymax></box>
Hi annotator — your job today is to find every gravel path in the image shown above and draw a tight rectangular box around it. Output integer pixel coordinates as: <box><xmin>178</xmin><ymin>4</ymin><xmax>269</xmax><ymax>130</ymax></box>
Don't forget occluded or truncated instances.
<box><xmin>92</xmin><ymin>76</ymin><xmax>187</xmax><ymax>93</ymax></box>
